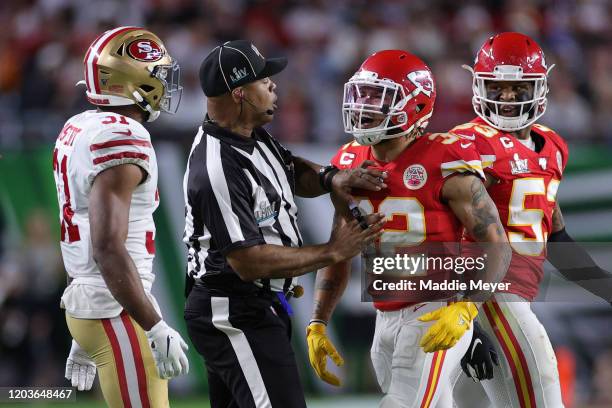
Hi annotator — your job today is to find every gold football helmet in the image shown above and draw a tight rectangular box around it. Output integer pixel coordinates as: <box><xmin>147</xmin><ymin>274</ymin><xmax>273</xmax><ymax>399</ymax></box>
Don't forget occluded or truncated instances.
<box><xmin>80</xmin><ymin>26</ymin><xmax>181</xmax><ymax>122</ymax></box>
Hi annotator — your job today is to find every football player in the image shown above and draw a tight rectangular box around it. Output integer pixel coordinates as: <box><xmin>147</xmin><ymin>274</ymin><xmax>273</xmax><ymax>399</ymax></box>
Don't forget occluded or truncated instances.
<box><xmin>306</xmin><ymin>50</ymin><xmax>512</xmax><ymax>408</ymax></box>
<box><xmin>450</xmin><ymin>32</ymin><xmax>612</xmax><ymax>408</ymax></box>
<box><xmin>53</xmin><ymin>27</ymin><xmax>188</xmax><ymax>407</ymax></box>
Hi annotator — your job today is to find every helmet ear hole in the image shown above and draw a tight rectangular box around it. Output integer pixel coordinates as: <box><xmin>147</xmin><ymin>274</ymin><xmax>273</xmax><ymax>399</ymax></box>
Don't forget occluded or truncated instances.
<box><xmin>416</xmin><ymin>104</ymin><xmax>425</xmax><ymax>113</ymax></box>
<box><xmin>140</xmin><ymin>85</ymin><xmax>154</xmax><ymax>92</ymax></box>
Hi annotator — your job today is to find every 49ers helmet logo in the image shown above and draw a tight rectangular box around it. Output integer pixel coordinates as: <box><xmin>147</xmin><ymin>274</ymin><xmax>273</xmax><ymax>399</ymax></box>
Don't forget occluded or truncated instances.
<box><xmin>127</xmin><ymin>39</ymin><xmax>164</xmax><ymax>61</ymax></box>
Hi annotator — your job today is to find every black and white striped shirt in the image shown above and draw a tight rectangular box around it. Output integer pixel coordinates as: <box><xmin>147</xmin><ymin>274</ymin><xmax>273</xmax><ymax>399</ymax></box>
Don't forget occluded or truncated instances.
<box><xmin>183</xmin><ymin>121</ymin><xmax>303</xmax><ymax>294</ymax></box>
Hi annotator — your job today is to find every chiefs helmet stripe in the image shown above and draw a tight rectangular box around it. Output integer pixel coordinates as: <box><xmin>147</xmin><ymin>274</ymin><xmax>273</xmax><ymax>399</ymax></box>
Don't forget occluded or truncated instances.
<box><xmin>86</xmin><ymin>26</ymin><xmax>141</xmax><ymax>94</ymax></box>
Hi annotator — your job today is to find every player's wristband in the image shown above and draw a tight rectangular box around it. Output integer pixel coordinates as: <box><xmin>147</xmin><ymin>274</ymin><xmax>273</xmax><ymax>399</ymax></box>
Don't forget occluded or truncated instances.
<box><xmin>309</xmin><ymin>319</ymin><xmax>328</xmax><ymax>326</ymax></box>
<box><xmin>319</xmin><ymin>165</ymin><xmax>339</xmax><ymax>192</ymax></box>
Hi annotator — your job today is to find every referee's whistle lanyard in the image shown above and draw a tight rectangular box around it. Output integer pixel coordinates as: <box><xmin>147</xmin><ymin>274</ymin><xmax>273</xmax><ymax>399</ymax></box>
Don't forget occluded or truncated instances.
<box><xmin>276</xmin><ymin>292</ymin><xmax>294</xmax><ymax>316</ymax></box>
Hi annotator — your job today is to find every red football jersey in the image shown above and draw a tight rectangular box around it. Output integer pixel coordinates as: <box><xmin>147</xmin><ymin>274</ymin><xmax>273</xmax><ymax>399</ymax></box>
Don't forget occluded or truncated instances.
<box><xmin>450</xmin><ymin>118</ymin><xmax>569</xmax><ymax>301</ymax></box>
<box><xmin>331</xmin><ymin>133</ymin><xmax>485</xmax><ymax>311</ymax></box>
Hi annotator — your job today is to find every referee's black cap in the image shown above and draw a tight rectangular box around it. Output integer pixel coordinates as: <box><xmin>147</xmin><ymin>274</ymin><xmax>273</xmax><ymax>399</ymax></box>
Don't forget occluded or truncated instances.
<box><xmin>199</xmin><ymin>40</ymin><xmax>288</xmax><ymax>97</ymax></box>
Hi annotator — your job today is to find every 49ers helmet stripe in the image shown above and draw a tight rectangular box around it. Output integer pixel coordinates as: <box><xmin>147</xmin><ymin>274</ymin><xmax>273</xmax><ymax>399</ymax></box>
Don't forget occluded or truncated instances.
<box><xmin>85</xmin><ymin>26</ymin><xmax>140</xmax><ymax>94</ymax></box>
<box><xmin>83</xmin><ymin>32</ymin><xmax>101</xmax><ymax>95</ymax></box>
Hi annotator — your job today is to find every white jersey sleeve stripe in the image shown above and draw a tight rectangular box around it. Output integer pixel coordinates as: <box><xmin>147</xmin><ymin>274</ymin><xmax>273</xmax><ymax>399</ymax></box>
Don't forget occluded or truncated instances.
<box><xmin>440</xmin><ymin>159</ymin><xmax>485</xmax><ymax>179</ymax></box>
<box><xmin>480</xmin><ymin>155</ymin><xmax>496</xmax><ymax>168</ymax></box>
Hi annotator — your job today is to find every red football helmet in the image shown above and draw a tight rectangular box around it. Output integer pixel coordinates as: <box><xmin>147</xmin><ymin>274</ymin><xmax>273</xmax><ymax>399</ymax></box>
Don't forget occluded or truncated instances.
<box><xmin>343</xmin><ymin>50</ymin><xmax>436</xmax><ymax>145</ymax></box>
<box><xmin>463</xmin><ymin>32</ymin><xmax>554</xmax><ymax>132</ymax></box>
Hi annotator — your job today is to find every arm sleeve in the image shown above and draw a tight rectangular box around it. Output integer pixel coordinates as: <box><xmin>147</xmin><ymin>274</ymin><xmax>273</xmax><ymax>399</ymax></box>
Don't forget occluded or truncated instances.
<box><xmin>88</xmin><ymin>127</ymin><xmax>153</xmax><ymax>185</ymax></box>
<box><xmin>188</xmin><ymin>151</ymin><xmax>265</xmax><ymax>256</ymax></box>
<box><xmin>548</xmin><ymin>228</ymin><xmax>612</xmax><ymax>302</ymax></box>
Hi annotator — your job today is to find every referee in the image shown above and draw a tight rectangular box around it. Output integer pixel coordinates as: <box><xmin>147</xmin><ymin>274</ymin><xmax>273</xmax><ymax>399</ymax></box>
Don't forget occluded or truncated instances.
<box><xmin>183</xmin><ymin>40</ymin><xmax>386</xmax><ymax>408</ymax></box>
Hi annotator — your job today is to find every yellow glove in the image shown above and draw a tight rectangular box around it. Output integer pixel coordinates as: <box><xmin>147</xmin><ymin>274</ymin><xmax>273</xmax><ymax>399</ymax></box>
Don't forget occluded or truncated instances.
<box><xmin>306</xmin><ymin>322</ymin><xmax>344</xmax><ymax>386</ymax></box>
<box><xmin>418</xmin><ymin>301</ymin><xmax>478</xmax><ymax>353</ymax></box>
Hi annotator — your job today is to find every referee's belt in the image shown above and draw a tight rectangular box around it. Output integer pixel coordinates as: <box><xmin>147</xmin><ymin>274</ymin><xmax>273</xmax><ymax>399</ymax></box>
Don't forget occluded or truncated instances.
<box><xmin>194</xmin><ymin>279</ymin><xmax>303</xmax><ymax>300</ymax></box>
<box><xmin>194</xmin><ymin>280</ymin><xmax>303</xmax><ymax>316</ymax></box>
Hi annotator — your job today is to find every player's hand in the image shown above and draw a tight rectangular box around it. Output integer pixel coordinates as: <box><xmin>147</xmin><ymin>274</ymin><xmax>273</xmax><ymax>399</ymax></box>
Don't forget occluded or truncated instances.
<box><xmin>331</xmin><ymin>160</ymin><xmax>388</xmax><ymax>204</ymax></box>
<box><xmin>461</xmin><ymin>321</ymin><xmax>499</xmax><ymax>381</ymax></box>
<box><xmin>328</xmin><ymin>213</ymin><xmax>385</xmax><ymax>262</ymax></box>
<box><xmin>418</xmin><ymin>301</ymin><xmax>478</xmax><ymax>353</ymax></box>
<box><xmin>65</xmin><ymin>340</ymin><xmax>96</xmax><ymax>391</ymax></box>
<box><xmin>145</xmin><ymin>320</ymin><xmax>189</xmax><ymax>379</ymax></box>
<box><xmin>306</xmin><ymin>322</ymin><xmax>344</xmax><ymax>386</ymax></box>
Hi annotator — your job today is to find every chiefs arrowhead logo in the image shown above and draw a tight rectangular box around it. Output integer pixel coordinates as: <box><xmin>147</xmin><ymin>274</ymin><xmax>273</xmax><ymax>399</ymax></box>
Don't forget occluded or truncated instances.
<box><xmin>407</xmin><ymin>70</ymin><xmax>434</xmax><ymax>98</ymax></box>
<box><xmin>127</xmin><ymin>39</ymin><xmax>164</xmax><ymax>62</ymax></box>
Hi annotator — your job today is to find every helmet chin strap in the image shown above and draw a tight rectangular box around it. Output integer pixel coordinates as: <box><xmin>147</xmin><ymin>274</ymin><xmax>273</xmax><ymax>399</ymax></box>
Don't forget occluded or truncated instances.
<box><xmin>489</xmin><ymin>111</ymin><xmax>529</xmax><ymax>130</ymax></box>
<box><xmin>131</xmin><ymin>91</ymin><xmax>160</xmax><ymax>122</ymax></box>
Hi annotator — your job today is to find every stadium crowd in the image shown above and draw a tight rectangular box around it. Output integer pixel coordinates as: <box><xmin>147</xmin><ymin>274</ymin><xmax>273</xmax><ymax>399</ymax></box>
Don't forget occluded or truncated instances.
<box><xmin>0</xmin><ymin>0</ymin><xmax>610</xmax><ymax>149</ymax></box>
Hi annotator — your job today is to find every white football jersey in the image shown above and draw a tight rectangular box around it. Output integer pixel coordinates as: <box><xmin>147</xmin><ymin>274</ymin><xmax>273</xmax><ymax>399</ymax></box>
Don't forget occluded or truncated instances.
<box><xmin>53</xmin><ymin>110</ymin><xmax>160</xmax><ymax>319</ymax></box>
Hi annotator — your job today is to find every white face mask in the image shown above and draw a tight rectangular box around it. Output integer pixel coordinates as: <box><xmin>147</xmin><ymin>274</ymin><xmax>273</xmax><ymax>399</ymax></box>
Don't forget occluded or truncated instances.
<box><xmin>463</xmin><ymin>64</ymin><xmax>554</xmax><ymax>132</ymax></box>
<box><xmin>342</xmin><ymin>71</ymin><xmax>429</xmax><ymax>145</ymax></box>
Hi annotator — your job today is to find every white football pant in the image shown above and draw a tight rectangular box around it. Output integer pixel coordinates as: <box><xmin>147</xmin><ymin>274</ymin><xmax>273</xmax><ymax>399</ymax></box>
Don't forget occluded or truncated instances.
<box><xmin>371</xmin><ymin>301</ymin><xmax>473</xmax><ymax>408</ymax></box>
<box><xmin>451</xmin><ymin>293</ymin><xmax>564</xmax><ymax>408</ymax></box>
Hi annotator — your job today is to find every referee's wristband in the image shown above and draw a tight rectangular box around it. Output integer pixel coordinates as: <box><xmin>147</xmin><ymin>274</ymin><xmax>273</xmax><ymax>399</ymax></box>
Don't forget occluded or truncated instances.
<box><xmin>319</xmin><ymin>165</ymin><xmax>339</xmax><ymax>192</ymax></box>
<box><xmin>309</xmin><ymin>319</ymin><xmax>328</xmax><ymax>326</ymax></box>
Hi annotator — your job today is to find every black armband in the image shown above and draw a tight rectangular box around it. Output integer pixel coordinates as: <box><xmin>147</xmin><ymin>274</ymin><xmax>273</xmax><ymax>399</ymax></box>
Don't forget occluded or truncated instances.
<box><xmin>547</xmin><ymin>228</ymin><xmax>612</xmax><ymax>302</ymax></box>
<box><xmin>547</xmin><ymin>228</ymin><xmax>597</xmax><ymax>271</ymax></box>
<box><xmin>318</xmin><ymin>165</ymin><xmax>339</xmax><ymax>192</ymax></box>
<box><xmin>549</xmin><ymin>228</ymin><xmax>573</xmax><ymax>243</ymax></box>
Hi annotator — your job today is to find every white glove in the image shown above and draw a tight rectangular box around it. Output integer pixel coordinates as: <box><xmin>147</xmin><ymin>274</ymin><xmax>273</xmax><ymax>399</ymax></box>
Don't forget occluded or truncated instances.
<box><xmin>145</xmin><ymin>320</ymin><xmax>189</xmax><ymax>379</ymax></box>
<box><xmin>65</xmin><ymin>340</ymin><xmax>96</xmax><ymax>391</ymax></box>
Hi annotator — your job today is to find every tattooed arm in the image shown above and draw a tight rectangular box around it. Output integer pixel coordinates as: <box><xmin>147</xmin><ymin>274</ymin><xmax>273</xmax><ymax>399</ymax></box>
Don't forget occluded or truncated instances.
<box><xmin>311</xmin><ymin>211</ymin><xmax>352</xmax><ymax>323</ymax></box>
<box><xmin>442</xmin><ymin>174</ymin><xmax>512</xmax><ymax>300</ymax></box>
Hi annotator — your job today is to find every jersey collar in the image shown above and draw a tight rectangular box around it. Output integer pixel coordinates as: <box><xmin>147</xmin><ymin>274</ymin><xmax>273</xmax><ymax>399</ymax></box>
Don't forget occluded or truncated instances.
<box><xmin>202</xmin><ymin>116</ymin><xmax>258</xmax><ymax>153</ymax></box>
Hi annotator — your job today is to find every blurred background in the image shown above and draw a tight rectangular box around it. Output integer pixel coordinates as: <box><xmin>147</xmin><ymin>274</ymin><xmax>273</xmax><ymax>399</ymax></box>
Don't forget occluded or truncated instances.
<box><xmin>0</xmin><ymin>0</ymin><xmax>611</xmax><ymax>407</ymax></box>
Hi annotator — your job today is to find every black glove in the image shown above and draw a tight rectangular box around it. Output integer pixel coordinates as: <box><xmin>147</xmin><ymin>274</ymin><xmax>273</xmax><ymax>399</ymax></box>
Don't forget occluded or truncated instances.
<box><xmin>461</xmin><ymin>321</ymin><xmax>499</xmax><ymax>381</ymax></box>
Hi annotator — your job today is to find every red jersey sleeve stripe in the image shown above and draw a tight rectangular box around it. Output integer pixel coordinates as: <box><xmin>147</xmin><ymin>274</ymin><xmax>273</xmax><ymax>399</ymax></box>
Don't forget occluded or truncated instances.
<box><xmin>90</xmin><ymin>139</ymin><xmax>152</xmax><ymax>151</ymax></box>
<box><xmin>93</xmin><ymin>152</ymin><xmax>149</xmax><ymax>165</ymax></box>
